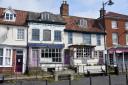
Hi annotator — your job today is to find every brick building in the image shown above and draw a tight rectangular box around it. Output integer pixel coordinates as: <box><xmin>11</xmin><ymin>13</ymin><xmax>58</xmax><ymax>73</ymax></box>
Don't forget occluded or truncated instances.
<box><xmin>100</xmin><ymin>10</ymin><xmax>128</xmax><ymax>71</ymax></box>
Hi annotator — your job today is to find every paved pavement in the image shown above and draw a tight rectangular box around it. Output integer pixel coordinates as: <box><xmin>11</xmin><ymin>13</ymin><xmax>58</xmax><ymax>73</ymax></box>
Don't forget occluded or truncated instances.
<box><xmin>1</xmin><ymin>75</ymin><xmax>127</xmax><ymax>85</ymax></box>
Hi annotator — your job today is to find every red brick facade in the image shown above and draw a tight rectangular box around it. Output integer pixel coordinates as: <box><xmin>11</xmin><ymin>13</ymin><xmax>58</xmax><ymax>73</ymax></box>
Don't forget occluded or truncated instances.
<box><xmin>104</xmin><ymin>12</ymin><xmax>128</xmax><ymax>48</ymax></box>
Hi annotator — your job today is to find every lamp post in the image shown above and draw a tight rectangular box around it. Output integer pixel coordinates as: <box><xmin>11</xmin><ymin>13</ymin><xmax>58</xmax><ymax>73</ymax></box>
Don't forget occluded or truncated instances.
<box><xmin>101</xmin><ymin>0</ymin><xmax>114</xmax><ymax>75</ymax></box>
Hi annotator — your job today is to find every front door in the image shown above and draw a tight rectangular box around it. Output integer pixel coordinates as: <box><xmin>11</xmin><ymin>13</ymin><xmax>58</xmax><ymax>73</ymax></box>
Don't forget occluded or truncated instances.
<box><xmin>16</xmin><ymin>50</ymin><xmax>23</xmax><ymax>72</ymax></box>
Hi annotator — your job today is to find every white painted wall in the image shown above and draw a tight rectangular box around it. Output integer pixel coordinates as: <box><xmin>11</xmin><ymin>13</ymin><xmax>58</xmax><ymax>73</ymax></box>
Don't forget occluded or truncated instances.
<box><xmin>0</xmin><ymin>25</ymin><xmax>27</xmax><ymax>46</ymax></box>
<box><xmin>64</xmin><ymin>32</ymin><xmax>105</xmax><ymax>51</ymax></box>
<box><xmin>28</xmin><ymin>23</ymin><xmax>65</xmax><ymax>44</ymax></box>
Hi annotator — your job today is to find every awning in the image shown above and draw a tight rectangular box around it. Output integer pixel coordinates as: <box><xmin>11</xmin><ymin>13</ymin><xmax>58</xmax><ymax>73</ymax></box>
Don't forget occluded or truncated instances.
<box><xmin>108</xmin><ymin>47</ymin><xmax>128</xmax><ymax>53</ymax></box>
<box><xmin>28</xmin><ymin>43</ymin><xmax>64</xmax><ymax>49</ymax></box>
<box><xmin>68</xmin><ymin>44</ymin><xmax>95</xmax><ymax>48</ymax></box>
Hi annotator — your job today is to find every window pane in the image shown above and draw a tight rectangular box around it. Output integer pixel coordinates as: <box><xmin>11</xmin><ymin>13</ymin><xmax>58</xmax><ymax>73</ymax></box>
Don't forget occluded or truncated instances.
<box><xmin>32</xmin><ymin>29</ymin><xmax>40</xmax><ymax>41</ymax></box>
<box><xmin>5</xmin><ymin>49</ymin><xmax>11</xmax><ymax>65</ymax></box>
<box><xmin>112</xmin><ymin>21</ymin><xmax>117</xmax><ymax>29</ymax></box>
<box><xmin>96</xmin><ymin>35</ymin><xmax>101</xmax><ymax>45</ymax></box>
<box><xmin>6</xmin><ymin>13</ymin><xmax>9</xmax><ymax>20</ymax></box>
<box><xmin>83</xmin><ymin>34</ymin><xmax>91</xmax><ymax>45</ymax></box>
<box><xmin>112</xmin><ymin>33</ymin><xmax>118</xmax><ymax>45</ymax></box>
<box><xmin>125</xmin><ymin>22</ymin><xmax>128</xmax><ymax>30</ymax></box>
<box><xmin>126</xmin><ymin>34</ymin><xmax>128</xmax><ymax>45</ymax></box>
<box><xmin>17</xmin><ymin>29</ymin><xmax>24</xmax><ymax>40</ymax></box>
<box><xmin>68</xmin><ymin>32</ymin><xmax>73</xmax><ymax>44</ymax></box>
<box><xmin>54</xmin><ymin>31</ymin><xmax>61</xmax><ymax>41</ymax></box>
<box><xmin>43</xmin><ymin>30</ymin><xmax>51</xmax><ymax>41</ymax></box>
<box><xmin>0</xmin><ymin>48</ymin><xmax>3</xmax><ymax>56</ymax></box>
<box><xmin>10</xmin><ymin>14</ymin><xmax>13</xmax><ymax>20</ymax></box>
<box><xmin>0</xmin><ymin>57</ymin><xmax>3</xmax><ymax>65</ymax></box>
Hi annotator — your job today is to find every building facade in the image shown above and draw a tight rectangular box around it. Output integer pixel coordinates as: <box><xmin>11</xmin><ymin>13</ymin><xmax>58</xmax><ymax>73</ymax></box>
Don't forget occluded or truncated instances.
<box><xmin>60</xmin><ymin>1</ymin><xmax>106</xmax><ymax>73</ymax></box>
<box><xmin>102</xmin><ymin>11</ymin><xmax>128</xmax><ymax>71</ymax></box>
<box><xmin>0</xmin><ymin>7</ymin><xmax>28</xmax><ymax>73</ymax></box>
<box><xmin>27</xmin><ymin>12</ymin><xmax>65</xmax><ymax>72</ymax></box>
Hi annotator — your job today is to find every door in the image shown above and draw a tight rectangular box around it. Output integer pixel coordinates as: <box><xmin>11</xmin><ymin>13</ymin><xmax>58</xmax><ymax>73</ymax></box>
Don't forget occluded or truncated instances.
<box><xmin>16</xmin><ymin>50</ymin><xmax>23</xmax><ymax>72</ymax></box>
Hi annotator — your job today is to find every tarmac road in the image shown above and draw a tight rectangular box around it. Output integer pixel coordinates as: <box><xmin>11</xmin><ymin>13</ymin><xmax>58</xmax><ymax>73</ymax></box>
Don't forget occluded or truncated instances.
<box><xmin>1</xmin><ymin>75</ymin><xmax>127</xmax><ymax>85</ymax></box>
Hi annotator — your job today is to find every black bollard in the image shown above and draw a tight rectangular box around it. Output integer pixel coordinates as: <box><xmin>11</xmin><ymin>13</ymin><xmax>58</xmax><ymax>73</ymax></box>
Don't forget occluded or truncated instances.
<box><xmin>69</xmin><ymin>77</ymin><xmax>71</xmax><ymax>85</ymax></box>
<box><xmin>89</xmin><ymin>76</ymin><xmax>92</xmax><ymax>85</ymax></box>
<box><xmin>109</xmin><ymin>75</ymin><xmax>111</xmax><ymax>85</ymax></box>
<box><xmin>46</xmin><ymin>80</ymin><xmax>48</xmax><ymax>85</ymax></box>
<box><xmin>126</xmin><ymin>74</ymin><xmax>128</xmax><ymax>85</ymax></box>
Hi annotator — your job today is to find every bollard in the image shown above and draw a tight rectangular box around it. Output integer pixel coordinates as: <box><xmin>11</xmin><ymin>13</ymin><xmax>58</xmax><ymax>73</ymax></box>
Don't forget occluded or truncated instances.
<box><xmin>126</xmin><ymin>74</ymin><xmax>128</xmax><ymax>85</ymax></box>
<box><xmin>46</xmin><ymin>80</ymin><xmax>48</xmax><ymax>85</ymax></box>
<box><xmin>89</xmin><ymin>76</ymin><xmax>92</xmax><ymax>85</ymax></box>
<box><xmin>69</xmin><ymin>77</ymin><xmax>71</xmax><ymax>85</ymax></box>
<box><xmin>109</xmin><ymin>75</ymin><xmax>111</xmax><ymax>85</ymax></box>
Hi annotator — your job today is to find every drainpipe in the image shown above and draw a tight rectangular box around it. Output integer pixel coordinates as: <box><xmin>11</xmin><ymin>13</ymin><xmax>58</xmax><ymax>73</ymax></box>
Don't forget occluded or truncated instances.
<box><xmin>25</xmin><ymin>26</ymin><xmax>29</xmax><ymax>74</ymax></box>
<box><xmin>123</xmin><ymin>51</ymin><xmax>125</xmax><ymax>72</ymax></box>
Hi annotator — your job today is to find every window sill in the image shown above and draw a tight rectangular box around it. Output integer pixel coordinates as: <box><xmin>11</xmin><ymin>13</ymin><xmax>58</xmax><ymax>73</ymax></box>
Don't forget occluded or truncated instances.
<box><xmin>16</xmin><ymin>39</ymin><xmax>24</xmax><ymax>41</ymax></box>
<box><xmin>0</xmin><ymin>66</ymin><xmax>12</xmax><ymax>67</ymax></box>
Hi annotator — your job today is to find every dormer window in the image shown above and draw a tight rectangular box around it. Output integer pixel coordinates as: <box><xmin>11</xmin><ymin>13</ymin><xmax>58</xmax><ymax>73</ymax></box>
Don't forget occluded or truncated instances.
<box><xmin>41</xmin><ymin>12</ymin><xmax>50</xmax><ymax>20</ymax></box>
<box><xmin>78</xmin><ymin>19</ymin><xmax>87</xmax><ymax>28</ymax></box>
<box><xmin>4</xmin><ymin>7</ymin><xmax>16</xmax><ymax>21</ymax></box>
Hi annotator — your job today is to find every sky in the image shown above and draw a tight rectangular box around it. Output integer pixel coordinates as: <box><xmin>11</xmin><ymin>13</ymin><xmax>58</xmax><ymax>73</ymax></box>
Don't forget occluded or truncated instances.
<box><xmin>0</xmin><ymin>0</ymin><xmax>127</xmax><ymax>18</ymax></box>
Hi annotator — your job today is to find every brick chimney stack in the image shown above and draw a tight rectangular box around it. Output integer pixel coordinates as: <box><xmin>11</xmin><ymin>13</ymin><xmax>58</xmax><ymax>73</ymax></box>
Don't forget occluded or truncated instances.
<box><xmin>60</xmin><ymin>0</ymin><xmax>69</xmax><ymax>16</ymax></box>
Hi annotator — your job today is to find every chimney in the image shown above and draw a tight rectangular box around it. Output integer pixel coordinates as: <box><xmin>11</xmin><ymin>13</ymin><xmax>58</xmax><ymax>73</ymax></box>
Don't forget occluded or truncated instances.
<box><xmin>100</xmin><ymin>8</ymin><xmax>106</xmax><ymax>17</ymax></box>
<box><xmin>60</xmin><ymin>0</ymin><xmax>69</xmax><ymax>16</ymax></box>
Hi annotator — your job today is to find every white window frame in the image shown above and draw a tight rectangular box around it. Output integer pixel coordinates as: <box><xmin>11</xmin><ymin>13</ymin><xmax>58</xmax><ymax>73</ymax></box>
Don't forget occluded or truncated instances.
<box><xmin>0</xmin><ymin>47</ymin><xmax>12</xmax><ymax>67</ymax></box>
<box><xmin>126</xmin><ymin>33</ymin><xmax>128</xmax><ymax>45</ymax></box>
<box><xmin>112</xmin><ymin>33</ymin><xmax>118</xmax><ymax>45</ymax></box>
<box><xmin>125</xmin><ymin>22</ymin><xmax>128</xmax><ymax>30</ymax></box>
<box><xmin>83</xmin><ymin>34</ymin><xmax>91</xmax><ymax>45</ymax></box>
<box><xmin>5</xmin><ymin>49</ymin><xmax>11</xmax><ymax>66</ymax></box>
<box><xmin>41</xmin><ymin>48</ymin><xmax>62</xmax><ymax>63</ymax></box>
<box><xmin>17</xmin><ymin>29</ymin><xmax>25</xmax><ymax>40</ymax></box>
<box><xmin>78</xmin><ymin>19</ymin><xmax>87</xmax><ymax>28</ymax></box>
<box><xmin>112</xmin><ymin>20</ymin><xmax>118</xmax><ymax>29</ymax></box>
<box><xmin>4</xmin><ymin>13</ymin><xmax>15</xmax><ymax>21</ymax></box>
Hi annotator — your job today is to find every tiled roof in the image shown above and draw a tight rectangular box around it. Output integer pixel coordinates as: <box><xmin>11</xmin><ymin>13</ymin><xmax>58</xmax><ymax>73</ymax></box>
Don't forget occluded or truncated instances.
<box><xmin>105</xmin><ymin>12</ymin><xmax>128</xmax><ymax>19</ymax></box>
<box><xmin>0</xmin><ymin>7</ymin><xmax>27</xmax><ymax>26</ymax></box>
<box><xmin>28</xmin><ymin>12</ymin><xmax>65</xmax><ymax>24</ymax></box>
<box><xmin>63</xmin><ymin>16</ymin><xmax>104</xmax><ymax>33</ymax></box>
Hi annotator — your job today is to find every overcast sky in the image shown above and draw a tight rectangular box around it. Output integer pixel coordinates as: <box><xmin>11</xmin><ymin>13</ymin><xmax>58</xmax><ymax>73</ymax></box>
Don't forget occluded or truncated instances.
<box><xmin>0</xmin><ymin>0</ymin><xmax>127</xmax><ymax>18</ymax></box>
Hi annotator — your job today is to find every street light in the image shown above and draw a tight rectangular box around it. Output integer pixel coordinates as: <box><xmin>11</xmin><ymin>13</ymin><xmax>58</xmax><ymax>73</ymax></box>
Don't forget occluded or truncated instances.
<box><xmin>101</xmin><ymin>0</ymin><xmax>114</xmax><ymax>75</ymax></box>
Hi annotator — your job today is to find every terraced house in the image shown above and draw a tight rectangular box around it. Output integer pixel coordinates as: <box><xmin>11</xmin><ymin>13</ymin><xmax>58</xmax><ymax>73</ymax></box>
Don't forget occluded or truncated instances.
<box><xmin>0</xmin><ymin>7</ymin><xmax>28</xmax><ymax>73</ymax></box>
<box><xmin>60</xmin><ymin>1</ymin><xmax>106</xmax><ymax>73</ymax></box>
<box><xmin>27</xmin><ymin>12</ymin><xmax>66</xmax><ymax>72</ymax></box>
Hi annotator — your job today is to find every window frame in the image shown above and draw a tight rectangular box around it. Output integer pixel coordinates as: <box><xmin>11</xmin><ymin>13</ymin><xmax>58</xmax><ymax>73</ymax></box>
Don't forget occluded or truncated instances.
<box><xmin>68</xmin><ymin>32</ymin><xmax>73</xmax><ymax>44</ymax></box>
<box><xmin>112</xmin><ymin>20</ymin><xmax>118</xmax><ymax>29</ymax></box>
<box><xmin>112</xmin><ymin>32</ymin><xmax>118</xmax><ymax>45</ymax></box>
<box><xmin>54</xmin><ymin>30</ymin><xmax>62</xmax><ymax>42</ymax></box>
<box><xmin>83</xmin><ymin>34</ymin><xmax>91</xmax><ymax>45</ymax></box>
<box><xmin>43</xmin><ymin>30</ymin><xmax>51</xmax><ymax>41</ymax></box>
<box><xmin>41</xmin><ymin>48</ymin><xmax>62</xmax><ymax>63</ymax></box>
<box><xmin>0</xmin><ymin>48</ymin><xmax>3</xmax><ymax>65</ymax></box>
<box><xmin>4</xmin><ymin>13</ymin><xmax>15</xmax><ymax>21</ymax></box>
<box><xmin>96</xmin><ymin>34</ymin><xmax>101</xmax><ymax>46</ymax></box>
<box><xmin>126</xmin><ymin>33</ymin><xmax>128</xmax><ymax>45</ymax></box>
<box><xmin>125</xmin><ymin>22</ymin><xmax>128</xmax><ymax>30</ymax></box>
<box><xmin>32</xmin><ymin>29</ymin><xmax>40</xmax><ymax>41</ymax></box>
<box><xmin>17</xmin><ymin>29</ymin><xmax>25</xmax><ymax>40</ymax></box>
<box><xmin>0</xmin><ymin>48</ymin><xmax>12</xmax><ymax>67</ymax></box>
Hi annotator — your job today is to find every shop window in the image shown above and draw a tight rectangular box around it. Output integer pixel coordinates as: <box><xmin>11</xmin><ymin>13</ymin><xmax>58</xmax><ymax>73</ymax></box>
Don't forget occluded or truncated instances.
<box><xmin>41</xmin><ymin>48</ymin><xmax>62</xmax><ymax>63</ymax></box>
